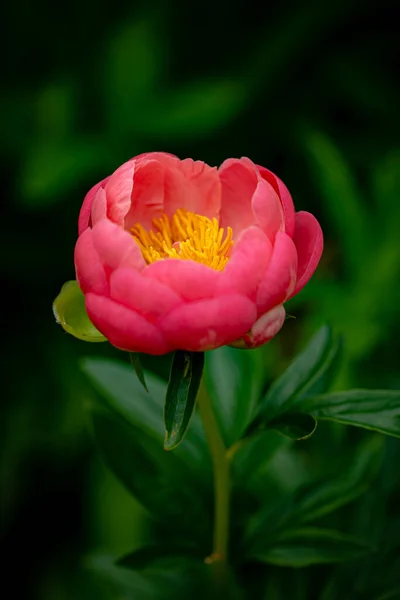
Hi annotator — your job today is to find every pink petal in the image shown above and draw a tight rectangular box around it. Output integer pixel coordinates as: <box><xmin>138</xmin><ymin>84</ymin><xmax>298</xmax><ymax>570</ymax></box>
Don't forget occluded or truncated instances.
<box><xmin>74</xmin><ymin>228</ymin><xmax>109</xmax><ymax>295</ymax></box>
<box><xmin>91</xmin><ymin>185</ymin><xmax>107</xmax><ymax>226</ymax></box>
<box><xmin>159</xmin><ymin>294</ymin><xmax>257</xmax><ymax>351</ymax></box>
<box><xmin>144</xmin><ymin>259</ymin><xmax>220</xmax><ymax>302</ymax></box>
<box><xmin>124</xmin><ymin>159</ymin><xmax>166</xmax><ymax>230</ymax></box>
<box><xmin>110</xmin><ymin>267</ymin><xmax>181</xmax><ymax>320</ymax></box>
<box><xmin>251</xmin><ymin>177</ymin><xmax>285</xmax><ymax>243</ymax></box>
<box><xmin>91</xmin><ymin>219</ymin><xmax>146</xmax><ymax>277</ymax></box>
<box><xmin>256</xmin><ymin>231</ymin><xmax>298</xmax><ymax>315</ymax></box>
<box><xmin>257</xmin><ymin>166</ymin><xmax>296</xmax><ymax>238</ymax></box>
<box><xmin>219</xmin><ymin>158</ymin><xmax>258</xmax><ymax>237</ymax></box>
<box><xmin>175</xmin><ymin>158</ymin><xmax>221</xmax><ymax>219</ymax></box>
<box><xmin>217</xmin><ymin>226</ymin><xmax>272</xmax><ymax>301</ymax></box>
<box><xmin>289</xmin><ymin>211</ymin><xmax>324</xmax><ymax>298</ymax></box>
<box><xmin>104</xmin><ymin>160</ymin><xmax>135</xmax><ymax>226</ymax></box>
<box><xmin>78</xmin><ymin>177</ymin><xmax>109</xmax><ymax>235</ymax></box>
<box><xmin>86</xmin><ymin>294</ymin><xmax>169</xmax><ymax>354</ymax></box>
<box><xmin>231</xmin><ymin>305</ymin><xmax>286</xmax><ymax>349</ymax></box>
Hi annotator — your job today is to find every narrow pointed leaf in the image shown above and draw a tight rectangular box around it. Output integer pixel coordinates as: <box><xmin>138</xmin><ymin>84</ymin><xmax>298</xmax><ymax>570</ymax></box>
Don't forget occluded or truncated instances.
<box><xmin>53</xmin><ymin>280</ymin><xmax>107</xmax><ymax>342</ymax></box>
<box><xmin>269</xmin><ymin>413</ymin><xmax>317</xmax><ymax>440</ymax></box>
<box><xmin>129</xmin><ymin>352</ymin><xmax>149</xmax><ymax>392</ymax></box>
<box><xmin>249</xmin><ymin>528</ymin><xmax>373</xmax><ymax>567</ymax></box>
<box><xmin>164</xmin><ymin>351</ymin><xmax>204</xmax><ymax>450</ymax></box>
<box><xmin>252</xmin><ymin>325</ymin><xmax>340</xmax><ymax>428</ymax></box>
<box><xmin>298</xmin><ymin>389</ymin><xmax>400</xmax><ymax>438</ymax></box>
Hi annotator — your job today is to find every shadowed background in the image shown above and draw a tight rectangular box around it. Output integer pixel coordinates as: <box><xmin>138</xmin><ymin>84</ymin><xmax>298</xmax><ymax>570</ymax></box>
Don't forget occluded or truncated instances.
<box><xmin>1</xmin><ymin>0</ymin><xmax>399</xmax><ymax>598</ymax></box>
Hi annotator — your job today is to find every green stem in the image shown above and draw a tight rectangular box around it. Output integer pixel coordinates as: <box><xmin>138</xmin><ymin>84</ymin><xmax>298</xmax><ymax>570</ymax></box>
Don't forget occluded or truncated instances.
<box><xmin>197</xmin><ymin>378</ymin><xmax>230</xmax><ymax>564</ymax></box>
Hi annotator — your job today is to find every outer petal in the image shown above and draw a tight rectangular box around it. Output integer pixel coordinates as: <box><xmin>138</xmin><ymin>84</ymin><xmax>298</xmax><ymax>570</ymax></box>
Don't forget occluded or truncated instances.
<box><xmin>110</xmin><ymin>267</ymin><xmax>182</xmax><ymax>320</ymax></box>
<box><xmin>144</xmin><ymin>259</ymin><xmax>220</xmax><ymax>302</ymax></box>
<box><xmin>104</xmin><ymin>160</ymin><xmax>135</xmax><ymax>226</ymax></box>
<box><xmin>124</xmin><ymin>158</ymin><xmax>166</xmax><ymax>229</ymax></box>
<box><xmin>257</xmin><ymin>166</ymin><xmax>296</xmax><ymax>238</ymax></box>
<box><xmin>91</xmin><ymin>219</ymin><xmax>146</xmax><ymax>276</ymax></box>
<box><xmin>289</xmin><ymin>211</ymin><xmax>323</xmax><ymax>298</ymax></box>
<box><xmin>78</xmin><ymin>177</ymin><xmax>109</xmax><ymax>235</ymax></box>
<box><xmin>256</xmin><ymin>231</ymin><xmax>298</xmax><ymax>315</ymax></box>
<box><xmin>85</xmin><ymin>293</ymin><xmax>169</xmax><ymax>355</ymax></box>
<box><xmin>217</xmin><ymin>226</ymin><xmax>272</xmax><ymax>301</ymax></box>
<box><xmin>159</xmin><ymin>294</ymin><xmax>257</xmax><ymax>351</ymax></box>
<box><xmin>219</xmin><ymin>159</ymin><xmax>258</xmax><ymax>237</ymax></box>
<box><xmin>251</xmin><ymin>177</ymin><xmax>284</xmax><ymax>243</ymax></box>
<box><xmin>231</xmin><ymin>305</ymin><xmax>286</xmax><ymax>349</ymax></box>
<box><xmin>74</xmin><ymin>228</ymin><xmax>108</xmax><ymax>295</ymax></box>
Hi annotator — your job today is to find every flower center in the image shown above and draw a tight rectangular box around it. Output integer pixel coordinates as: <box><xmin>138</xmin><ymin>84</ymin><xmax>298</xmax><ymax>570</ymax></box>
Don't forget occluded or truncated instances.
<box><xmin>131</xmin><ymin>209</ymin><xmax>233</xmax><ymax>271</ymax></box>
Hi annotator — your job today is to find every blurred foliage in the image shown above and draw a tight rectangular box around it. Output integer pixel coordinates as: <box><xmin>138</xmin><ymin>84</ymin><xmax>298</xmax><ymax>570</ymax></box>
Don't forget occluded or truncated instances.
<box><xmin>1</xmin><ymin>0</ymin><xmax>399</xmax><ymax>597</ymax></box>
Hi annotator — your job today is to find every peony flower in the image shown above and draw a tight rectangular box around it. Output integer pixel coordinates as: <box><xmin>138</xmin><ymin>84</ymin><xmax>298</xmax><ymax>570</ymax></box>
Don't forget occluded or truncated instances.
<box><xmin>74</xmin><ymin>152</ymin><xmax>323</xmax><ymax>354</ymax></box>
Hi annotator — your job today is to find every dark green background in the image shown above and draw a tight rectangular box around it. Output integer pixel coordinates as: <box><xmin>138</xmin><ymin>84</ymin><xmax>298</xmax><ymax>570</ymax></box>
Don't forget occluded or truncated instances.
<box><xmin>1</xmin><ymin>0</ymin><xmax>399</xmax><ymax>597</ymax></box>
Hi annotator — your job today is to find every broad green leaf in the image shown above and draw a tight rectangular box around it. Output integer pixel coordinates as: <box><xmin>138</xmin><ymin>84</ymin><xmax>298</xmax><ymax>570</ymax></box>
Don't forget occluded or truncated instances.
<box><xmin>81</xmin><ymin>358</ymin><xmax>209</xmax><ymax>480</ymax></box>
<box><xmin>205</xmin><ymin>346</ymin><xmax>266</xmax><ymax>445</ymax></box>
<box><xmin>249</xmin><ymin>527</ymin><xmax>372</xmax><ymax>567</ymax></box>
<box><xmin>129</xmin><ymin>353</ymin><xmax>149</xmax><ymax>393</ymax></box>
<box><xmin>53</xmin><ymin>281</ymin><xmax>107</xmax><ymax>342</ymax></box>
<box><xmin>164</xmin><ymin>351</ymin><xmax>204</xmax><ymax>451</ymax></box>
<box><xmin>89</xmin><ymin>407</ymin><xmax>211</xmax><ymax>544</ymax></box>
<box><xmin>252</xmin><ymin>325</ymin><xmax>340</xmax><ymax>428</ymax></box>
<box><xmin>299</xmin><ymin>390</ymin><xmax>400</xmax><ymax>438</ymax></box>
<box><xmin>269</xmin><ymin>413</ymin><xmax>317</xmax><ymax>440</ymax></box>
<box><xmin>288</xmin><ymin>435</ymin><xmax>384</xmax><ymax>525</ymax></box>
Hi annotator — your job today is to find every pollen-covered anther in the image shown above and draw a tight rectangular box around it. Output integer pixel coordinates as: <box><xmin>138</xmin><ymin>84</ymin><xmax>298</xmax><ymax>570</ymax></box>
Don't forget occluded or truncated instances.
<box><xmin>131</xmin><ymin>208</ymin><xmax>233</xmax><ymax>271</ymax></box>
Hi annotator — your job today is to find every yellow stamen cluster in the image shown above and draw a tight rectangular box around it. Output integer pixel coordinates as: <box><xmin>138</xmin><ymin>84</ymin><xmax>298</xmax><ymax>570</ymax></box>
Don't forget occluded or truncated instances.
<box><xmin>131</xmin><ymin>209</ymin><xmax>233</xmax><ymax>271</ymax></box>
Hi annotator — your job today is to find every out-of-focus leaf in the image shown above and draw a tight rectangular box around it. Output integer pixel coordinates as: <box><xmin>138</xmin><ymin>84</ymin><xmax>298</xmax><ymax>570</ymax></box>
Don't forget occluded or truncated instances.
<box><xmin>251</xmin><ymin>326</ymin><xmax>339</xmax><ymax>428</ymax></box>
<box><xmin>129</xmin><ymin>353</ymin><xmax>149</xmax><ymax>393</ymax></box>
<box><xmin>288</xmin><ymin>435</ymin><xmax>384</xmax><ymax>525</ymax></box>
<box><xmin>269</xmin><ymin>413</ymin><xmax>317</xmax><ymax>440</ymax></box>
<box><xmin>88</xmin><ymin>554</ymin><xmax>210</xmax><ymax>600</ymax></box>
<box><xmin>81</xmin><ymin>358</ymin><xmax>209</xmax><ymax>479</ymax></box>
<box><xmin>135</xmin><ymin>79</ymin><xmax>247</xmax><ymax>139</ymax></box>
<box><xmin>248</xmin><ymin>528</ymin><xmax>372</xmax><ymax>567</ymax></box>
<box><xmin>117</xmin><ymin>545</ymin><xmax>203</xmax><ymax>570</ymax></box>
<box><xmin>164</xmin><ymin>351</ymin><xmax>204</xmax><ymax>450</ymax></box>
<box><xmin>299</xmin><ymin>390</ymin><xmax>400</xmax><ymax>438</ymax></box>
<box><xmin>105</xmin><ymin>18</ymin><xmax>166</xmax><ymax>131</ymax></box>
<box><xmin>231</xmin><ymin>429</ymin><xmax>289</xmax><ymax>487</ymax></box>
<box><xmin>19</xmin><ymin>139</ymin><xmax>107</xmax><ymax>207</ymax></box>
<box><xmin>53</xmin><ymin>281</ymin><xmax>107</xmax><ymax>342</ymax></box>
<box><xmin>89</xmin><ymin>407</ymin><xmax>211</xmax><ymax>544</ymax></box>
<box><xmin>302</xmin><ymin>127</ymin><xmax>370</xmax><ymax>275</ymax></box>
<box><xmin>205</xmin><ymin>346</ymin><xmax>266</xmax><ymax>446</ymax></box>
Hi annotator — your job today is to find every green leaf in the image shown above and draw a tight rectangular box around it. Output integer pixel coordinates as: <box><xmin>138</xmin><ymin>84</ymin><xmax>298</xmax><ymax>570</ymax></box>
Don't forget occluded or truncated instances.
<box><xmin>164</xmin><ymin>351</ymin><xmax>204</xmax><ymax>450</ymax></box>
<box><xmin>205</xmin><ymin>346</ymin><xmax>266</xmax><ymax>446</ymax></box>
<box><xmin>289</xmin><ymin>436</ymin><xmax>384</xmax><ymax>525</ymax></box>
<box><xmin>88</xmin><ymin>554</ymin><xmax>209</xmax><ymax>600</ymax></box>
<box><xmin>81</xmin><ymin>358</ymin><xmax>209</xmax><ymax>481</ymax></box>
<box><xmin>299</xmin><ymin>390</ymin><xmax>400</xmax><ymax>438</ymax></box>
<box><xmin>249</xmin><ymin>527</ymin><xmax>372</xmax><ymax>567</ymax></box>
<box><xmin>117</xmin><ymin>545</ymin><xmax>203</xmax><ymax>571</ymax></box>
<box><xmin>53</xmin><ymin>281</ymin><xmax>107</xmax><ymax>342</ymax></box>
<box><xmin>269</xmin><ymin>413</ymin><xmax>317</xmax><ymax>440</ymax></box>
<box><xmin>129</xmin><ymin>353</ymin><xmax>149</xmax><ymax>393</ymax></box>
<box><xmin>302</xmin><ymin>127</ymin><xmax>370</xmax><ymax>276</ymax></box>
<box><xmin>135</xmin><ymin>79</ymin><xmax>247</xmax><ymax>140</ymax></box>
<box><xmin>89</xmin><ymin>406</ymin><xmax>211</xmax><ymax>544</ymax></box>
<box><xmin>252</xmin><ymin>325</ymin><xmax>340</xmax><ymax>428</ymax></box>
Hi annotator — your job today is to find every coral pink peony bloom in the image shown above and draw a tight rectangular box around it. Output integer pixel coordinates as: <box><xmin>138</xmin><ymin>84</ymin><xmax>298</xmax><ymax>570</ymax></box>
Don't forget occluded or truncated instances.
<box><xmin>74</xmin><ymin>152</ymin><xmax>323</xmax><ymax>355</ymax></box>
